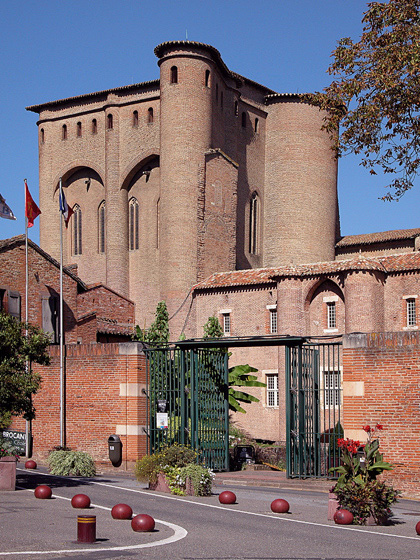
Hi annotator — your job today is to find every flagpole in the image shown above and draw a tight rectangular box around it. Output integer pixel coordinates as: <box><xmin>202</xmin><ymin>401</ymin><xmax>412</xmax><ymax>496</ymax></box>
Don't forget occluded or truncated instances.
<box><xmin>59</xmin><ymin>177</ymin><xmax>65</xmax><ymax>448</ymax></box>
<box><xmin>24</xmin><ymin>179</ymin><xmax>30</xmax><ymax>458</ymax></box>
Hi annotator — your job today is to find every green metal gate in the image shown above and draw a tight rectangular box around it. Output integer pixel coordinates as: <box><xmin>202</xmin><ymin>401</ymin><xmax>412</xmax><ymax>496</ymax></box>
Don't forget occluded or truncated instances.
<box><xmin>144</xmin><ymin>347</ymin><xmax>229</xmax><ymax>471</ymax></box>
<box><xmin>286</xmin><ymin>342</ymin><xmax>342</xmax><ymax>478</ymax></box>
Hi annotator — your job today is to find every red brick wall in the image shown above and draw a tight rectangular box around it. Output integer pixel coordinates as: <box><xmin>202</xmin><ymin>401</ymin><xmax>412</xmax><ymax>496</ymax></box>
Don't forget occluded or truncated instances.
<box><xmin>343</xmin><ymin>332</ymin><xmax>420</xmax><ymax>498</ymax></box>
<box><xmin>10</xmin><ymin>342</ymin><xmax>148</xmax><ymax>471</ymax></box>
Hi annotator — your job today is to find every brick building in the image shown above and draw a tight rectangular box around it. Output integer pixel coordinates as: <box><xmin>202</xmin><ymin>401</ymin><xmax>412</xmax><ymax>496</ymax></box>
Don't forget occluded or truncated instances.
<box><xmin>27</xmin><ymin>40</ymin><xmax>338</xmax><ymax>335</ymax></box>
<box><xmin>21</xmin><ymin>41</ymin><xmax>420</xmax><ymax>492</ymax></box>
<box><xmin>0</xmin><ymin>235</ymin><xmax>134</xmax><ymax>343</ymax></box>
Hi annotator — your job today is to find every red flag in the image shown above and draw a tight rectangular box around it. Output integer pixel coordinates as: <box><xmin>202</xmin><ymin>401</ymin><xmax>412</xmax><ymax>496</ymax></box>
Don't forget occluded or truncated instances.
<box><xmin>25</xmin><ymin>180</ymin><xmax>41</xmax><ymax>228</ymax></box>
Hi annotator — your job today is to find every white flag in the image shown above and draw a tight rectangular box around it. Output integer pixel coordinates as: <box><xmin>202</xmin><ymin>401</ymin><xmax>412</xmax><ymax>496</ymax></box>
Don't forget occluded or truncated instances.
<box><xmin>0</xmin><ymin>194</ymin><xmax>16</xmax><ymax>221</ymax></box>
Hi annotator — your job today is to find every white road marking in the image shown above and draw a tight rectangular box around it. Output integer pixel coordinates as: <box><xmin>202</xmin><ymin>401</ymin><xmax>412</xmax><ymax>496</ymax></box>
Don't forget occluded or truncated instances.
<box><xmin>0</xmin><ymin>474</ymin><xmax>187</xmax><ymax>557</ymax></box>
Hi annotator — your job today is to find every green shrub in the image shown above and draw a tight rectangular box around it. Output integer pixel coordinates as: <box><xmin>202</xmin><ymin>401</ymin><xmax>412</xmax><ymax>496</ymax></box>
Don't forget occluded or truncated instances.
<box><xmin>47</xmin><ymin>450</ymin><xmax>96</xmax><ymax>477</ymax></box>
<box><xmin>134</xmin><ymin>453</ymin><xmax>162</xmax><ymax>484</ymax></box>
<box><xmin>178</xmin><ymin>464</ymin><xmax>214</xmax><ymax>496</ymax></box>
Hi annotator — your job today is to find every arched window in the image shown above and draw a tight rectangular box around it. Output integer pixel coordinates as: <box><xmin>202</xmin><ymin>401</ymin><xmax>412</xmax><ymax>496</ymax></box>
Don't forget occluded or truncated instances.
<box><xmin>40</xmin><ymin>128</ymin><xmax>45</xmax><ymax>144</ymax></box>
<box><xmin>77</xmin><ymin>122</ymin><xmax>82</xmax><ymax>137</ymax></box>
<box><xmin>107</xmin><ymin>114</ymin><xmax>113</xmax><ymax>130</ymax></box>
<box><xmin>254</xmin><ymin>118</ymin><xmax>259</xmax><ymax>133</ymax></box>
<box><xmin>133</xmin><ymin>110</ymin><xmax>138</xmax><ymax>127</ymax></box>
<box><xmin>249</xmin><ymin>192</ymin><xmax>259</xmax><ymax>255</ymax></box>
<box><xmin>129</xmin><ymin>198</ymin><xmax>139</xmax><ymax>251</ymax></box>
<box><xmin>62</xmin><ymin>124</ymin><xmax>67</xmax><ymax>140</ymax></box>
<box><xmin>205</xmin><ymin>70</ymin><xmax>210</xmax><ymax>88</ymax></box>
<box><xmin>242</xmin><ymin>112</ymin><xmax>247</xmax><ymax>128</ymax></box>
<box><xmin>73</xmin><ymin>205</ymin><xmax>82</xmax><ymax>255</ymax></box>
<box><xmin>170</xmin><ymin>66</ymin><xmax>178</xmax><ymax>84</ymax></box>
<box><xmin>92</xmin><ymin>119</ymin><xmax>97</xmax><ymax>134</ymax></box>
<box><xmin>98</xmin><ymin>201</ymin><xmax>105</xmax><ymax>253</ymax></box>
<box><xmin>234</xmin><ymin>101</ymin><xmax>239</xmax><ymax>117</ymax></box>
<box><xmin>148</xmin><ymin>107</ymin><xmax>154</xmax><ymax>123</ymax></box>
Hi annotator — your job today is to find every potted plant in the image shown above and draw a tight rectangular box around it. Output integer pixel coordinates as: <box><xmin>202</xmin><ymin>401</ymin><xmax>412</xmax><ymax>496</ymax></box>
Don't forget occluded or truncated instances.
<box><xmin>0</xmin><ymin>436</ymin><xmax>20</xmax><ymax>491</ymax></box>
<box><xmin>134</xmin><ymin>444</ymin><xmax>214</xmax><ymax>496</ymax></box>
<box><xmin>330</xmin><ymin>424</ymin><xmax>400</xmax><ymax>525</ymax></box>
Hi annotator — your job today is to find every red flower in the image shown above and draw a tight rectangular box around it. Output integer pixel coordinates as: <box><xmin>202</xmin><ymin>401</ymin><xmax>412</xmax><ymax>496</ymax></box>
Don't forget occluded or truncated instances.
<box><xmin>363</xmin><ymin>425</ymin><xmax>371</xmax><ymax>433</ymax></box>
<box><xmin>375</xmin><ymin>424</ymin><xmax>383</xmax><ymax>431</ymax></box>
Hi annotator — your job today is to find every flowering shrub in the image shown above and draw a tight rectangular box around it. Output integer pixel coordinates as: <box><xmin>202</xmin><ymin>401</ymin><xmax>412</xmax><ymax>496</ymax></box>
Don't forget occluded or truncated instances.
<box><xmin>0</xmin><ymin>436</ymin><xmax>20</xmax><ymax>460</ymax></box>
<box><xmin>134</xmin><ymin>444</ymin><xmax>213</xmax><ymax>496</ymax></box>
<box><xmin>331</xmin><ymin>424</ymin><xmax>400</xmax><ymax>524</ymax></box>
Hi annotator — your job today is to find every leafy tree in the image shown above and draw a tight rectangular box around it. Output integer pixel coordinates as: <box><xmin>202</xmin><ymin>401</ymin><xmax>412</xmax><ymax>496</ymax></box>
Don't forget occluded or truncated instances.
<box><xmin>309</xmin><ymin>0</ymin><xmax>420</xmax><ymax>200</ymax></box>
<box><xmin>133</xmin><ymin>301</ymin><xmax>170</xmax><ymax>346</ymax></box>
<box><xmin>0</xmin><ymin>312</ymin><xmax>50</xmax><ymax>421</ymax></box>
<box><xmin>202</xmin><ymin>316</ymin><xmax>265</xmax><ymax>413</ymax></box>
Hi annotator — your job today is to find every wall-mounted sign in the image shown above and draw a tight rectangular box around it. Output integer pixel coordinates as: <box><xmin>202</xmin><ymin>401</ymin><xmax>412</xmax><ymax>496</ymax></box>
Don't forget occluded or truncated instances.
<box><xmin>156</xmin><ymin>413</ymin><xmax>168</xmax><ymax>429</ymax></box>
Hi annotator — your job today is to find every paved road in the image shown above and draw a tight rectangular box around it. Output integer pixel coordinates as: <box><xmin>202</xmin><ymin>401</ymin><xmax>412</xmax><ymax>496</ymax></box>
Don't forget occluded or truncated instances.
<box><xmin>1</xmin><ymin>466</ymin><xmax>420</xmax><ymax>559</ymax></box>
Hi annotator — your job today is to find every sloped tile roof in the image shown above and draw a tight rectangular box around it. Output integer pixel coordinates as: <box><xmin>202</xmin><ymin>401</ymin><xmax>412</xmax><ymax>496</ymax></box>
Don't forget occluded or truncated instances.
<box><xmin>336</xmin><ymin>228</ymin><xmax>420</xmax><ymax>247</ymax></box>
<box><xmin>194</xmin><ymin>252</ymin><xmax>420</xmax><ymax>291</ymax></box>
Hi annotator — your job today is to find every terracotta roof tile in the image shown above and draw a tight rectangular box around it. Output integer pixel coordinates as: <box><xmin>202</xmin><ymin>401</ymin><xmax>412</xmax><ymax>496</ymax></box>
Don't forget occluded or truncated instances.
<box><xmin>336</xmin><ymin>228</ymin><xmax>420</xmax><ymax>247</ymax></box>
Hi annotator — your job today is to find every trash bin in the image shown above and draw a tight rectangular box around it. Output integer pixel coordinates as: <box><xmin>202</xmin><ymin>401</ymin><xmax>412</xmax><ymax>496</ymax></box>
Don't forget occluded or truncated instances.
<box><xmin>108</xmin><ymin>435</ymin><xmax>122</xmax><ymax>467</ymax></box>
<box><xmin>234</xmin><ymin>444</ymin><xmax>255</xmax><ymax>469</ymax></box>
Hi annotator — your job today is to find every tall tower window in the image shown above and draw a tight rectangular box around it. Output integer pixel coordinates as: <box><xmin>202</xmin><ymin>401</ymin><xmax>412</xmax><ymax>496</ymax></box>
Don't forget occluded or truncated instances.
<box><xmin>407</xmin><ymin>298</ymin><xmax>417</xmax><ymax>327</ymax></box>
<box><xmin>234</xmin><ymin>101</ymin><xmax>239</xmax><ymax>117</ymax></box>
<box><xmin>156</xmin><ymin>198</ymin><xmax>160</xmax><ymax>248</ymax></box>
<box><xmin>107</xmin><ymin>114</ymin><xmax>113</xmax><ymax>130</ymax></box>
<box><xmin>215</xmin><ymin>83</ymin><xmax>219</xmax><ymax>102</ymax></box>
<box><xmin>73</xmin><ymin>205</ymin><xmax>82</xmax><ymax>255</ymax></box>
<box><xmin>254</xmin><ymin>118</ymin><xmax>259</xmax><ymax>133</ymax></box>
<box><xmin>62</xmin><ymin>124</ymin><xmax>67</xmax><ymax>140</ymax></box>
<box><xmin>98</xmin><ymin>201</ymin><xmax>105</xmax><ymax>253</ymax></box>
<box><xmin>133</xmin><ymin>110</ymin><xmax>139</xmax><ymax>127</ymax></box>
<box><xmin>249</xmin><ymin>192</ymin><xmax>259</xmax><ymax>254</ymax></box>
<box><xmin>77</xmin><ymin>122</ymin><xmax>82</xmax><ymax>137</ymax></box>
<box><xmin>148</xmin><ymin>107</ymin><xmax>154</xmax><ymax>123</ymax></box>
<box><xmin>242</xmin><ymin>112</ymin><xmax>247</xmax><ymax>128</ymax></box>
<box><xmin>170</xmin><ymin>66</ymin><xmax>178</xmax><ymax>84</ymax></box>
<box><xmin>327</xmin><ymin>302</ymin><xmax>337</xmax><ymax>329</ymax></box>
<box><xmin>129</xmin><ymin>197</ymin><xmax>139</xmax><ymax>250</ymax></box>
<box><xmin>205</xmin><ymin>69</ymin><xmax>210</xmax><ymax>88</ymax></box>
<box><xmin>40</xmin><ymin>128</ymin><xmax>45</xmax><ymax>144</ymax></box>
<box><xmin>92</xmin><ymin>119</ymin><xmax>97</xmax><ymax>134</ymax></box>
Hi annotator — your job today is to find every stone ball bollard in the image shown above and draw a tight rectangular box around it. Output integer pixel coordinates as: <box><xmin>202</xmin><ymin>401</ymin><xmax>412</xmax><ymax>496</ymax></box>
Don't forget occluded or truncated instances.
<box><xmin>71</xmin><ymin>494</ymin><xmax>91</xmax><ymax>508</ymax></box>
<box><xmin>34</xmin><ymin>485</ymin><xmax>52</xmax><ymax>499</ymax></box>
<box><xmin>218</xmin><ymin>491</ymin><xmax>236</xmax><ymax>504</ymax></box>
<box><xmin>131</xmin><ymin>514</ymin><xmax>155</xmax><ymax>532</ymax></box>
<box><xmin>271</xmin><ymin>498</ymin><xmax>290</xmax><ymax>513</ymax></box>
<box><xmin>111</xmin><ymin>503</ymin><xmax>133</xmax><ymax>520</ymax></box>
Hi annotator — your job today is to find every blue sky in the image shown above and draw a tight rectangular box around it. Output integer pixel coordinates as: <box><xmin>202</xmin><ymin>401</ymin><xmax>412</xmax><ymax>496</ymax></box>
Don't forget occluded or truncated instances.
<box><xmin>1</xmin><ymin>0</ymin><xmax>419</xmax><ymax>245</ymax></box>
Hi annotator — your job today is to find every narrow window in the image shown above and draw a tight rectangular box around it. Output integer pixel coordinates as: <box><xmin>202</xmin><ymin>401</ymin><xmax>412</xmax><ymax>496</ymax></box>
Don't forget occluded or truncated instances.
<box><xmin>249</xmin><ymin>192</ymin><xmax>259</xmax><ymax>254</ymax></box>
<box><xmin>407</xmin><ymin>298</ymin><xmax>417</xmax><ymax>327</ymax></box>
<box><xmin>205</xmin><ymin>69</ymin><xmax>210</xmax><ymax>87</ymax></box>
<box><xmin>223</xmin><ymin>313</ymin><xmax>231</xmax><ymax>334</ymax></box>
<box><xmin>254</xmin><ymin>118</ymin><xmax>259</xmax><ymax>133</ymax></box>
<box><xmin>62</xmin><ymin>124</ymin><xmax>67</xmax><ymax>140</ymax></box>
<box><xmin>327</xmin><ymin>302</ymin><xmax>336</xmax><ymax>329</ymax></box>
<box><xmin>40</xmin><ymin>128</ymin><xmax>45</xmax><ymax>144</ymax></box>
<box><xmin>156</xmin><ymin>197</ymin><xmax>160</xmax><ymax>248</ymax></box>
<box><xmin>92</xmin><ymin>119</ymin><xmax>97</xmax><ymax>134</ymax></box>
<box><xmin>242</xmin><ymin>112</ymin><xmax>247</xmax><ymax>128</ymax></box>
<box><xmin>234</xmin><ymin>101</ymin><xmax>239</xmax><ymax>117</ymax></box>
<box><xmin>98</xmin><ymin>201</ymin><xmax>105</xmax><ymax>253</ymax></box>
<box><xmin>215</xmin><ymin>83</ymin><xmax>218</xmax><ymax>102</ymax></box>
<box><xmin>8</xmin><ymin>290</ymin><xmax>21</xmax><ymax>320</ymax></box>
<box><xmin>148</xmin><ymin>107</ymin><xmax>154</xmax><ymax>123</ymax></box>
<box><xmin>266</xmin><ymin>374</ymin><xmax>279</xmax><ymax>407</ymax></box>
<box><xmin>77</xmin><ymin>122</ymin><xmax>82</xmax><ymax>137</ymax></box>
<box><xmin>170</xmin><ymin>66</ymin><xmax>178</xmax><ymax>84</ymax></box>
<box><xmin>324</xmin><ymin>371</ymin><xmax>341</xmax><ymax>408</ymax></box>
<box><xmin>270</xmin><ymin>308</ymin><xmax>277</xmax><ymax>334</ymax></box>
<box><xmin>73</xmin><ymin>204</ymin><xmax>82</xmax><ymax>255</ymax></box>
<box><xmin>129</xmin><ymin>198</ymin><xmax>139</xmax><ymax>250</ymax></box>
<box><xmin>133</xmin><ymin>110</ymin><xmax>139</xmax><ymax>127</ymax></box>
<box><xmin>107</xmin><ymin>114</ymin><xmax>113</xmax><ymax>130</ymax></box>
<box><xmin>42</xmin><ymin>295</ymin><xmax>59</xmax><ymax>344</ymax></box>
<box><xmin>220</xmin><ymin>91</ymin><xmax>223</xmax><ymax>109</ymax></box>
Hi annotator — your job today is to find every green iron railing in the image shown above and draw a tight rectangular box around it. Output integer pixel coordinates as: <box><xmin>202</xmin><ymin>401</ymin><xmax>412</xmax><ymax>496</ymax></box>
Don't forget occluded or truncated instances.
<box><xmin>286</xmin><ymin>342</ymin><xmax>342</xmax><ymax>479</ymax></box>
<box><xmin>144</xmin><ymin>347</ymin><xmax>229</xmax><ymax>471</ymax></box>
